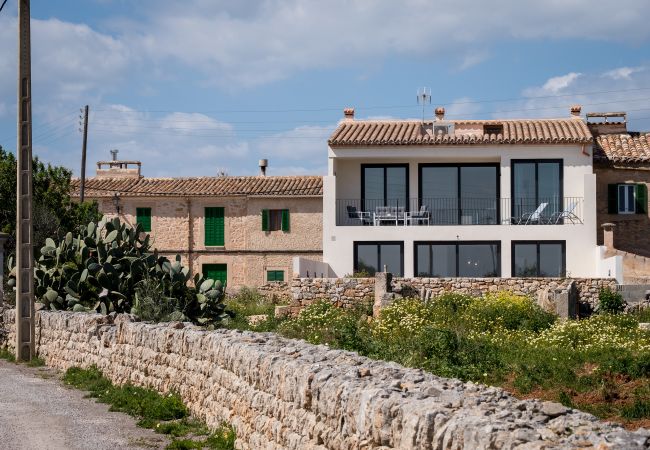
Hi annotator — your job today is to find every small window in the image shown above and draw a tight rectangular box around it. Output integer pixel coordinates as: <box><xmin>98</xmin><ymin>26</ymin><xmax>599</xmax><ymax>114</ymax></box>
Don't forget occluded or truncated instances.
<box><xmin>618</xmin><ymin>185</ymin><xmax>636</xmax><ymax>214</ymax></box>
<box><xmin>483</xmin><ymin>124</ymin><xmax>503</xmax><ymax>136</ymax></box>
<box><xmin>267</xmin><ymin>270</ymin><xmax>285</xmax><ymax>282</ymax></box>
<box><xmin>262</xmin><ymin>209</ymin><xmax>290</xmax><ymax>232</ymax></box>
<box><xmin>136</xmin><ymin>207</ymin><xmax>152</xmax><ymax>232</ymax></box>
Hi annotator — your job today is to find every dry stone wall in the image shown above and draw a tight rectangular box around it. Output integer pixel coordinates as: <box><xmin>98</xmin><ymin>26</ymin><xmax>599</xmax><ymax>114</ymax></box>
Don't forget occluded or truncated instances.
<box><xmin>1</xmin><ymin>308</ymin><xmax>648</xmax><ymax>449</ymax></box>
<box><xmin>290</xmin><ymin>277</ymin><xmax>617</xmax><ymax>312</ymax></box>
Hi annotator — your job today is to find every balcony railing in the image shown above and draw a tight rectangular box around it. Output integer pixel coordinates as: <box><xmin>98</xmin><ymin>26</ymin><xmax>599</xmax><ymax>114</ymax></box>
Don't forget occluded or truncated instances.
<box><xmin>336</xmin><ymin>197</ymin><xmax>583</xmax><ymax>226</ymax></box>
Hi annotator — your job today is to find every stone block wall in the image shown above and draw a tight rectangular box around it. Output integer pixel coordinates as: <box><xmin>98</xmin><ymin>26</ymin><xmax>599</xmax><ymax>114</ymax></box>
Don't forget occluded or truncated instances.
<box><xmin>0</xmin><ymin>309</ymin><xmax>647</xmax><ymax>449</ymax></box>
<box><xmin>289</xmin><ymin>277</ymin><xmax>617</xmax><ymax>311</ymax></box>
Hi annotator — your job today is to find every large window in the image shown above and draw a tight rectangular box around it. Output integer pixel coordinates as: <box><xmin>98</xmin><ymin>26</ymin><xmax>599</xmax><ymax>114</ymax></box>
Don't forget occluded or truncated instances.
<box><xmin>419</xmin><ymin>164</ymin><xmax>499</xmax><ymax>225</ymax></box>
<box><xmin>512</xmin><ymin>160</ymin><xmax>562</xmax><ymax>221</ymax></box>
<box><xmin>415</xmin><ymin>242</ymin><xmax>501</xmax><ymax>277</ymax></box>
<box><xmin>354</xmin><ymin>241</ymin><xmax>403</xmax><ymax>276</ymax></box>
<box><xmin>362</xmin><ymin>164</ymin><xmax>408</xmax><ymax>211</ymax></box>
<box><xmin>512</xmin><ymin>241</ymin><xmax>565</xmax><ymax>277</ymax></box>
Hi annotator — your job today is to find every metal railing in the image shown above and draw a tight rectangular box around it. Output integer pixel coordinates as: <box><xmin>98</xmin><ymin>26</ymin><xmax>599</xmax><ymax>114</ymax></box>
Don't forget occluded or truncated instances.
<box><xmin>336</xmin><ymin>197</ymin><xmax>583</xmax><ymax>226</ymax></box>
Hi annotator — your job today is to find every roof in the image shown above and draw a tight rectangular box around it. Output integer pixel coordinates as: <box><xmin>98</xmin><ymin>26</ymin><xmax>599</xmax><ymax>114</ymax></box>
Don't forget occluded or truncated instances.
<box><xmin>71</xmin><ymin>175</ymin><xmax>323</xmax><ymax>198</ymax></box>
<box><xmin>328</xmin><ymin>118</ymin><xmax>593</xmax><ymax>146</ymax></box>
<box><xmin>594</xmin><ymin>132</ymin><xmax>650</xmax><ymax>164</ymax></box>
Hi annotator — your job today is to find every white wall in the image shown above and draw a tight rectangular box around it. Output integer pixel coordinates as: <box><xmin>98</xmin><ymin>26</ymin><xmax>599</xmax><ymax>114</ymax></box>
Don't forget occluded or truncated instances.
<box><xmin>596</xmin><ymin>246</ymin><xmax>623</xmax><ymax>283</ymax></box>
<box><xmin>324</xmin><ymin>144</ymin><xmax>599</xmax><ymax>278</ymax></box>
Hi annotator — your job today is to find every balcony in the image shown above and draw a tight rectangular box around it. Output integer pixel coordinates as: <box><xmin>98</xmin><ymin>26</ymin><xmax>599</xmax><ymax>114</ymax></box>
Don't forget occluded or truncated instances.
<box><xmin>336</xmin><ymin>197</ymin><xmax>583</xmax><ymax>226</ymax></box>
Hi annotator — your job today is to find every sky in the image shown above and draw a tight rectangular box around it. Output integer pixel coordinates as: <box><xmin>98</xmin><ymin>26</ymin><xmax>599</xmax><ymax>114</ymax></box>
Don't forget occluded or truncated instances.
<box><xmin>0</xmin><ymin>0</ymin><xmax>649</xmax><ymax>178</ymax></box>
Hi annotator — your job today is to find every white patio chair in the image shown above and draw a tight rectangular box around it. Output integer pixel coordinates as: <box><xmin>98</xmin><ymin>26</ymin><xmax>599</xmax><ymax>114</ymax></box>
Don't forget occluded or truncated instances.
<box><xmin>517</xmin><ymin>202</ymin><xmax>548</xmax><ymax>225</ymax></box>
<box><xmin>406</xmin><ymin>205</ymin><xmax>430</xmax><ymax>225</ymax></box>
<box><xmin>549</xmin><ymin>200</ymin><xmax>582</xmax><ymax>224</ymax></box>
<box><xmin>346</xmin><ymin>205</ymin><xmax>372</xmax><ymax>225</ymax></box>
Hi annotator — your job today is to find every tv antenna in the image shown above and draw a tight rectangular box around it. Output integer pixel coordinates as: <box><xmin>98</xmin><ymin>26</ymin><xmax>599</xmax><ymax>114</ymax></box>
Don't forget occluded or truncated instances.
<box><xmin>417</xmin><ymin>87</ymin><xmax>431</xmax><ymax>122</ymax></box>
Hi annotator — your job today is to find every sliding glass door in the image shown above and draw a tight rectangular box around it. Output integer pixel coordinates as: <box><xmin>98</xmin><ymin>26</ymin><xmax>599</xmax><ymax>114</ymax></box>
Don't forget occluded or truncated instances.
<box><xmin>354</xmin><ymin>241</ymin><xmax>404</xmax><ymax>276</ymax></box>
<box><xmin>512</xmin><ymin>160</ymin><xmax>562</xmax><ymax>222</ymax></box>
<box><xmin>362</xmin><ymin>164</ymin><xmax>408</xmax><ymax>212</ymax></box>
<box><xmin>419</xmin><ymin>164</ymin><xmax>499</xmax><ymax>225</ymax></box>
<box><xmin>415</xmin><ymin>242</ymin><xmax>501</xmax><ymax>277</ymax></box>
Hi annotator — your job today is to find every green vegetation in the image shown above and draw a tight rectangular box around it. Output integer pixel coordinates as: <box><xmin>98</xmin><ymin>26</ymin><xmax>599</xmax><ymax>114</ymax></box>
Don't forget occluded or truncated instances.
<box><xmin>6</xmin><ymin>217</ymin><xmax>227</xmax><ymax>326</ymax></box>
<box><xmin>224</xmin><ymin>290</ymin><xmax>650</xmax><ymax>429</ymax></box>
<box><xmin>0</xmin><ymin>347</ymin><xmax>15</xmax><ymax>362</ymax></box>
<box><xmin>221</xmin><ymin>287</ymin><xmax>284</xmax><ymax>332</ymax></box>
<box><xmin>597</xmin><ymin>287</ymin><xmax>626</xmax><ymax>314</ymax></box>
<box><xmin>63</xmin><ymin>366</ymin><xmax>235</xmax><ymax>450</ymax></box>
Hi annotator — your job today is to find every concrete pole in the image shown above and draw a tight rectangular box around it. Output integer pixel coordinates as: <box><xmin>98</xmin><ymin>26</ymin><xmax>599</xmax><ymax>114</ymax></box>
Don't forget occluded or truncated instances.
<box><xmin>80</xmin><ymin>105</ymin><xmax>89</xmax><ymax>202</ymax></box>
<box><xmin>0</xmin><ymin>233</ymin><xmax>9</xmax><ymax>305</ymax></box>
<box><xmin>16</xmin><ymin>0</ymin><xmax>35</xmax><ymax>362</ymax></box>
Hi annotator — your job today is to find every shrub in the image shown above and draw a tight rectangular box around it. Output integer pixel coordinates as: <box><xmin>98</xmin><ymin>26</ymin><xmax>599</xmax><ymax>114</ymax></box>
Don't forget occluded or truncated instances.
<box><xmin>597</xmin><ymin>288</ymin><xmax>626</xmax><ymax>315</ymax></box>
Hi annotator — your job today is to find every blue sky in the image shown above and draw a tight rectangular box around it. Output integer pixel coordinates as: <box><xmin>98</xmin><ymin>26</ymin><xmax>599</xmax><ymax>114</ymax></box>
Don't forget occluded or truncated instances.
<box><xmin>0</xmin><ymin>0</ymin><xmax>649</xmax><ymax>177</ymax></box>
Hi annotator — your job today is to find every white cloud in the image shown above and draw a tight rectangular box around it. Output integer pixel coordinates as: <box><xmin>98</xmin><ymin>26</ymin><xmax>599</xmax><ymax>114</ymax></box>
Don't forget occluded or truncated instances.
<box><xmin>254</xmin><ymin>124</ymin><xmax>334</xmax><ymax>164</ymax></box>
<box><xmin>457</xmin><ymin>50</ymin><xmax>490</xmax><ymax>71</ymax></box>
<box><xmin>603</xmin><ymin>66</ymin><xmax>643</xmax><ymax>80</ymax></box>
<box><xmin>542</xmin><ymin>73</ymin><xmax>581</xmax><ymax>93</ymax></box>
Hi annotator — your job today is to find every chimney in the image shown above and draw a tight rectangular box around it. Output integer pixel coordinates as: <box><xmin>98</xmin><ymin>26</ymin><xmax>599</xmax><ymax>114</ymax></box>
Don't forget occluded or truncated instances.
<box><xmin>259</xmin><ymin>159</ymin><xmax>268</xmax><ymax>176</ymax></box>
<box><xmin>110</xmin><ymin>149</ymin><xmax>119</xmax><ymax>160</ymax></box>
<box><xmin>570</xmin><ymin>105</ymin><xmax>582</xmax><ymax>119</ymax></box>
<box><xmin>435</xmin><ymin>107</ymin><xmax>445</xmax><ymax>121</ymax></box>
<box><xmin>602</xmin><ymin>223</ymin><xmax>616</xmax><ymax>251</ymax></box>
<box><xmin>343</xmin><ymin>108</ymin><xmax>355</xmax><ymax>121</ymax></box>
<box><xmin>96</xmin><ymin>150</ymin><xmax>142</xmax><ymax>179</ymax></box>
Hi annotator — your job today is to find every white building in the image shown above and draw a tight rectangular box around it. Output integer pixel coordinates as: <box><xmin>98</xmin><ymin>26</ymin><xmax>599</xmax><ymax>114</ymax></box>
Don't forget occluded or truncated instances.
<box><xmin>322</xmin><ymin>106</ymin><xmax>618</xmax><ymax>280</ymax></box>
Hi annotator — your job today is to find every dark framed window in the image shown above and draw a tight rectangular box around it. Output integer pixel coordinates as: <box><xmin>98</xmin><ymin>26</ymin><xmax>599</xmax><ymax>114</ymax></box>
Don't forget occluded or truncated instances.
<box><xmin>136</xmin><ymin>207</ymin><xmax>152</xmax><ymax>232</ymax></box>
<box><xmin>262</xmin><ymin>209</ymin><xmax>290</xmax><ymax>232</ymax></box>
<box><xmin>607</xmin><ymin>183</ymin><xmax>648</xmax><ymax>215</ymax></box>
<box><xmin>512</xmin><ymin>241</ymin><xmax>565</xmax><ymax>277</ymax></box>
<box><xmin>418</xmin><ymin>163</ymin><xmax>499</xmax><ymax>225</ymax></box>
<box><xmin>353</xmin><ymin>241</ymin><xmax>403</xmax><ymax>276</ymax></box>
<box><xmin>361</xmin><ymin>164</ymin><xmax>409</xmax><ymax>211</ymax></box>
<box><xmin>415</xmin><ymin>241</ymin><xmax>501</xmax><ymax>277</ymax></box>
<box><xmin>202</xmin><ymin>263</ymin><xmax>227</xmax><ymax>285</ymax></box>
<box><xmin>267</xmin><ymin>270</ymin><xmax>285</xmax><ymax>282</ymax></box>
<box><xmin>205</xmin><ymin>207</ymin><xmax>225</xmax><ymax>246</ymax></box>
<box><xmin>512</xmin><ymin>159</ymin><xmax>563</xmax><ymax>221</ymax></box>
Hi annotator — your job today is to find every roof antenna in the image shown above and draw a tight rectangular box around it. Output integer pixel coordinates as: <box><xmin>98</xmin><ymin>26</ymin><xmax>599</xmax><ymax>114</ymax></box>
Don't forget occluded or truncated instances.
<box><xmin>417</xmin><ymin>87</ymin><xmax>431</xmax><ymax>123</ymax></box>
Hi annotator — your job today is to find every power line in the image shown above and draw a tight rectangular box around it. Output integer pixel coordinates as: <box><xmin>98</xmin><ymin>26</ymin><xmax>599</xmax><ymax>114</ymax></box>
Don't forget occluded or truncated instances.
<box><xmin>0</xmin><ymin>0</ymin><xmax>8</xmax><ymax>14</ymax></box>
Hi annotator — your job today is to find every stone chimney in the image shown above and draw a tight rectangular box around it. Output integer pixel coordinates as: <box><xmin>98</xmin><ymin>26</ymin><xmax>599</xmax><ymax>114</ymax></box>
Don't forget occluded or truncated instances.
<box><xmin>343</xmin><ymin>108</ymin><xmax>355</xmax><ymax>121</ymax></box>
<box><xmin>259</xmin><ymin>159</ymin><xmax>268</xmax><ymax>176</ymax></box>
<box><xmin>570</xmin><ymin>105</ymin><xmax>582</xmax><ymax>118</ymax></box>
<box><xmin>602</xmin><ymin>223</ymin><xmax>616</xmax><ymax>252</ymax></box>
<box><xmin>434</xmin><ymin>107</ymin><xmax>445</xmax><ymax>121</ymax></box>
<box><xmin>96</xmin><ymin>150</ymin><xmax>142</xmax><ymax>179</ymax></box>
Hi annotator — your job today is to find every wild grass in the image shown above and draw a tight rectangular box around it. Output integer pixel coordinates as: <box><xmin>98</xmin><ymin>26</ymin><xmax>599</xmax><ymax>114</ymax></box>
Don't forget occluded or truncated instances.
<box><xmin>63</xmin><ymin>366</ymin><xmax>235</xmax><ymax>450</ymax></box>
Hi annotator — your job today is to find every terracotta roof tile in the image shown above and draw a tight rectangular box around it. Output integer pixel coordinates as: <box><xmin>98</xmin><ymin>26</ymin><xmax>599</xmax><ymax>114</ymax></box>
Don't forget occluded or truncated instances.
<box><xmin>71</xmin><ymin>175</ymin><xmax>323</xmax><ymax>198</ymax></box>
<box><xmin>594</xmin><ymin>133</ymin><xmax>650</xmax><ymax>164</ymax></box>
<box><xmin>328</xmin><ymin>118</ymin><xmax>593</xmax><ymax>146</ymax></box>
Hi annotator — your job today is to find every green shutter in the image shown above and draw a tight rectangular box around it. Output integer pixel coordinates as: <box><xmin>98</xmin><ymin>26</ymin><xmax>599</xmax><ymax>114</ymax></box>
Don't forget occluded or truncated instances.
<box><xmin>636</xmin><ymin>183</ymin><xmax>648</xmax><ymax>214</ymax></box>
<box><xmin>205</xmin><ymin>207</ymin><xmax>225</xmax><ymax>246</ymax></box>
<box><xmin>202</xmin><ymin>264</ymin><xmax>227</xmax><ymax>286</ymax></box>
<box><xmin>136</xmin><ymin>208</ymin><xmax>152</xmax><ymax>232</ymax></box>
<box><xmin>267</xmin><ymin>270</ymin><xmax>284</xmax><ymax>282</ymax></box>
<box><xmin>607</xmin><ymin>184</ymin><xmax>618</xmax><ymax>214</ymax></box>
<box><xmin>281</xmin><ymin>209</ymin><xmax>290</xmax><ymax>232</ymax></box>
<box><xmin>262</xmin><ymin>209</ymin><xmax>269</xmax><ymax>231</ymax></box>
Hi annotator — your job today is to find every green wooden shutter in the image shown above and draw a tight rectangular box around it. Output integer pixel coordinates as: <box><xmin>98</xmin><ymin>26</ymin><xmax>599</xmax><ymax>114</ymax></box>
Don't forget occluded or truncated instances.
<box><xmin>205</xmin><ymin>207</ymin><xmax>225</xmax><ymax>246</ymax></box>
<box><xmin>607</xmin><ymin>184</ymin><xmax>618</xmax><ymax>214</ymax></box>
<box><xmin>281</xmin><ymin>209</ymin><xmax>290</xmax><ymax>232</ymax></box>
<box><xmin>136</xmin><ymin>207</ymin><xmax>152</xmax><ymax>232</ymax></box>
<box><xmin>261</xmin><ymin>209</ymin><xmax>270</xmax><ymax>231</ymax></box>
<box><xmin>267</xmin><ymin>270</ymin><xmax>284</xmax><ymax>282</ymax></box>
<box><xmin>202</xmin><ymin>264</ymin><xmax>227</xmax><ymax>286</ymax></box>
<box><xmin>636</xmin><ymin>183</ymin><xmax>648</xmax><ymax>214</ymax></box>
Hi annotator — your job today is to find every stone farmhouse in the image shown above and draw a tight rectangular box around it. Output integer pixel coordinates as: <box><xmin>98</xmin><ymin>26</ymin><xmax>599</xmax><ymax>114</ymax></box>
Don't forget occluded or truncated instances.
<box><xmin>71</xmin><ymin>158</ymin><xmax>322</xmax><ymax>289</ymax></box>
<box><xmin>320</xmin><ymin>106</ymin><xmax>650</xmax><ymax>284</ymax></box>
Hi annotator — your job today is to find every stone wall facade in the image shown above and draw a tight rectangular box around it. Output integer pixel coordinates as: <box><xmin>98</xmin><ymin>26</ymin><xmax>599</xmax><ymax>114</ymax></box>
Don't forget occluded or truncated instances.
<box><xmin>97</xmin><ymin>195</ymin><xmax>323</xmax><ymax>289</ymax></box>
<box><xmin>595</xmin><ymin>165</ymin><xmax>650</xmax><ymax>257</ymax></box>
<box><xmin>1</xmin><ymin>309</ymin><xmax>647</xmax><ymax>449</ymax></box>
<box><xmin>289</xmin><ymin>276</ymin><xmax>618</xmax><ymax>312</ymax></box>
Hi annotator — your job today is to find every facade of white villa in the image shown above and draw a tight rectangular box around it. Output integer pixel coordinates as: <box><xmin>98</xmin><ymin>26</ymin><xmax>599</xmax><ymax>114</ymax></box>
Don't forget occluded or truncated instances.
<box><xmin>321</xmin><ymin>106</ymin><xmax>620</xmax><ymax>280</ymax></box>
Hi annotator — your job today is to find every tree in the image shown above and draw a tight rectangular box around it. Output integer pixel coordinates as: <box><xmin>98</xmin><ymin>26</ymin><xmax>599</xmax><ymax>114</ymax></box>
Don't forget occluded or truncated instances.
<box><xmin>0</xmin><ymin>145</ymin><xmax>102</xmax><ymax>260</ymax></box>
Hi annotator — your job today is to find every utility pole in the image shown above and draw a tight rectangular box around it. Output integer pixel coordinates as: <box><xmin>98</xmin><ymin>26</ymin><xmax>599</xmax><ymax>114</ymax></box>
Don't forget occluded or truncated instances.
<box><xmin>16</xmin><ymin>0</ymin><xmax>35</xmax><ymax>362</ymax></box>
<box><xmin>80</xmin><ymin>105</ymin><xmax>89</xmax><ymax>202</ymax></box>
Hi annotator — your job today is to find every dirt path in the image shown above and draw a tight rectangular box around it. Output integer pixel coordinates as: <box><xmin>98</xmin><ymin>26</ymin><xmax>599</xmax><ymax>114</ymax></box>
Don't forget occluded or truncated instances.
<box><xmin>0</xmin><ymin>360</ymin><xmax>169</xmax><ymax>450</ymax></box>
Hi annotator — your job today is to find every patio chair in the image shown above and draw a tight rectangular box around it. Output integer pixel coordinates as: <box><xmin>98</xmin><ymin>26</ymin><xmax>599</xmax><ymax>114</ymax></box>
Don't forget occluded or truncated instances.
<box><xmin>549</xmin><ymin>200</ymin><xmax>582</xmax><ymax>224</ymax></box>
<box><xmin>406</xmin><ymin>205</ymin><xmax>430</xmax><ymax>225</ymax></box>
<box><xmin>517</xmin><ymin>202</ymin><xmax>548</xmax><ymax>225</ymax></box>
<box><xmin>346</xmin><ymin>205</ymin><xmax>372</xmax><ymax>225</ymax></box>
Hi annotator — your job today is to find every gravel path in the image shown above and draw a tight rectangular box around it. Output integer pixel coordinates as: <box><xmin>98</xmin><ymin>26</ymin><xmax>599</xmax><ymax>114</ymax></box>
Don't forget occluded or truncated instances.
<box><xmin>0</xmin><ymin>360</ymin><xmax>169</xmax><ymax>450</ymax></box>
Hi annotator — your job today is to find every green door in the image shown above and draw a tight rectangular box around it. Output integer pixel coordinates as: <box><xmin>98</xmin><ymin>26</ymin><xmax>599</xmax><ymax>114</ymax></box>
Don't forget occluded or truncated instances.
<box><xmin>202</xmin><ymin>264</ymin><xmax>227</xmax><ymax>286</ymax></box>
